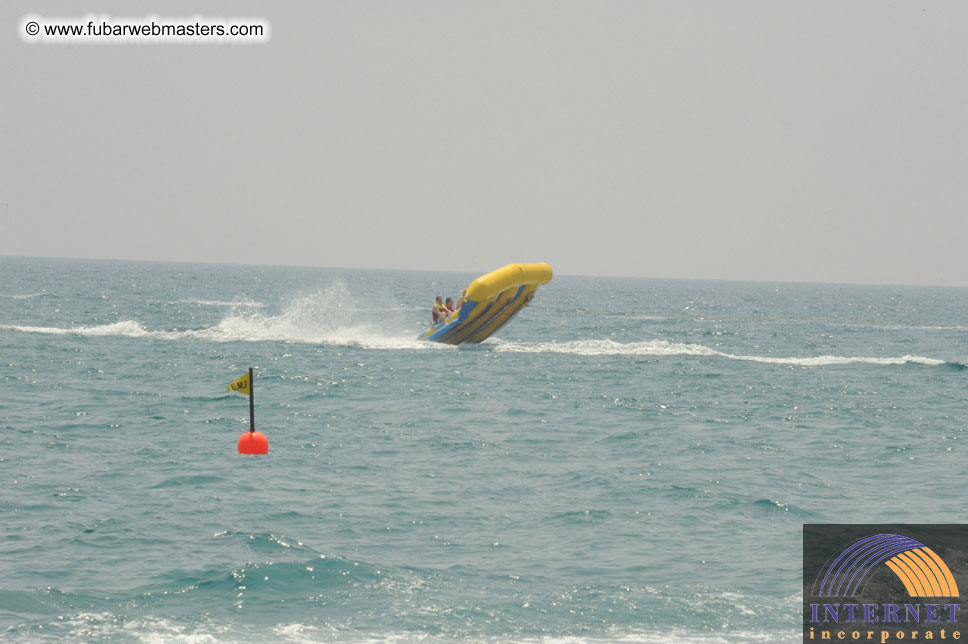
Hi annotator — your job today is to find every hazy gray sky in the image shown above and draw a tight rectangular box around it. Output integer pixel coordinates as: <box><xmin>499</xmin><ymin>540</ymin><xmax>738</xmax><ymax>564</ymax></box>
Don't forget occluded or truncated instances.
<box><xmin>3</xmin><ymin>1</ymin><xmax>967</xmax><ymax>286</ymax></box>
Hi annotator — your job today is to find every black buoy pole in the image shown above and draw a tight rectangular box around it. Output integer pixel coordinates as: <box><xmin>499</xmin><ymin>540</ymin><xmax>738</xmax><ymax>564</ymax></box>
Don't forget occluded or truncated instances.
<box><xmin>249</xmin><ymin>367</ymin><xmax>255</xmax><ymax>433</ymax></box>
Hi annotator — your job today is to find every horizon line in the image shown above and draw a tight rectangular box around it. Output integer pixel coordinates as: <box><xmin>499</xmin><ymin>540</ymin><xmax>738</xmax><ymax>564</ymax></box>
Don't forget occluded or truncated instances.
<box><xmin>2</xmin><ymin>252</ymin><xmax>967</xmax><ymax>291</ymax></box>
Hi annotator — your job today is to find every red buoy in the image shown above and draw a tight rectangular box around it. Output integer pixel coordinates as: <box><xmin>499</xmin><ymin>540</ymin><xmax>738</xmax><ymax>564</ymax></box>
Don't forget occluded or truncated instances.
<box><xmin>238</xmin><ymin>431</ymin><xmax>268</xmax><ymax>455</ymax></box>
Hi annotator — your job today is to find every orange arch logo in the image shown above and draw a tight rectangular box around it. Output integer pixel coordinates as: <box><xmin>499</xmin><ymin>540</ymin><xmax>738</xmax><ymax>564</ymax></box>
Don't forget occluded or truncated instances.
<box><xmin>817</xmin><ymin>533</ymin><xmax>959</xmax><ymax>598</ymax></box>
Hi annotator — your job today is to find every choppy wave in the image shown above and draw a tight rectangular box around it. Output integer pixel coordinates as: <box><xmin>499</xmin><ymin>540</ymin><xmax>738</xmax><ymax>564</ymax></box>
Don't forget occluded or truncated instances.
<box><xmin>0</xmin><ymin>541</ymin><xmax>795</xmax><ymax>644</ymax></box>
<box><xmin>0</xmin><ymin>542</ymin><xmax>796</xmax><ymax>642</ymax></box>
<box><xmin>2</xmin><ymin>612</ymin><xmax>792</xmax><ymax>644</ymax></box>
<box><xmin>0</xmin><ymin>286</ymin><xmax>439</xmax><ymax>351</ymax></box>
<box><xmin>489</xmin><ymin>339</ymin><xmax>958</xmax><ymax>368</ymax></box>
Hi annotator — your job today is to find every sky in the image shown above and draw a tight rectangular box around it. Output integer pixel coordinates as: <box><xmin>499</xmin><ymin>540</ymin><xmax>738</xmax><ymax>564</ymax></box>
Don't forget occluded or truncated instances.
<box><xmin>2</xmin><ymin>1</ymin><xmax>967</xmax><ymax>286</ymax></box>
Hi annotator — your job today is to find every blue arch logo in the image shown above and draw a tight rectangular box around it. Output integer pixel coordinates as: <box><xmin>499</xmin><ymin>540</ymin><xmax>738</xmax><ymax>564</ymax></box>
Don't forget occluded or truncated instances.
<box><xmin>816</xmin><ymin>533</ymin><xmax>959</xmax><ymax>598</ymax></box>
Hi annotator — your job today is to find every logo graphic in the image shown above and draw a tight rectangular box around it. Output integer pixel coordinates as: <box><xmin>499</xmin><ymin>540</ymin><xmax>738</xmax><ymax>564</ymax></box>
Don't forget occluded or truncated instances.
<box><xmin>803</xmin><ymin>525</ymin><xmax>966</xmax><ymax>644</ymax></box>
<box><xmin>817</xmin><ymin>533</ymin><xmax>959</xmax><ymax>598</ymax></box>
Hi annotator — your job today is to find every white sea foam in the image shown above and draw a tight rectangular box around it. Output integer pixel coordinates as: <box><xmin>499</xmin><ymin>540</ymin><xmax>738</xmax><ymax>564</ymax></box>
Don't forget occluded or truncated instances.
<box><xmin>489</xmin><ymin>338</ymin><xmax>947</xmax><ymax>367</ymax></box>
<box><xmin>0</xmin><ymin>321</ymin><xmax>949</xmax><ymax>364</ymax></box>
<box><xmin>0</xmin><ymin>286</ymin><xmax>442</xmax><ymax>351</ymax></box>
<box><xmin>0</xmin><ymin>321</ymin><xmax>948</xmax><ymax>365</ymax></box>
<box><xmin>4</xmin><ymin>614</ymin><xmax>793</xmax><ymax>644</ymax></box>
<box><xmin>177</xmin><ymin>298</ymin><xmax>267</xmax><ymax>308</ymax></box>
<box><xmin>0</xmin><ymin>288</ymin><xmax>953</xmax><ymax>366</ymax></box>
<box><xmin>0</xmin><ymin>320</ymin><xmax>432</xmax><ymax>350</ymax></box>
<box><xmin>189</xmin><ymin>317</ymin><xmax>434</xmax><ymax>350</ymax></box>
<box><xmin>0</xmin><ymin>319</ymin><xmax>153</xmax><ymax>338</ymax></box>
<box><xmin>183</xmin><ymin>285</ymin><xmax>438</xmax><ymax>350</ymax></box>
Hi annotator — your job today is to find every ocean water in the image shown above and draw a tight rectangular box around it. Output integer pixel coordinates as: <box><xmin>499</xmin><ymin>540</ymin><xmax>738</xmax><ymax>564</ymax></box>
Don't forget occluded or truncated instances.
<box><xmin>2</xmin><ymin>256</ymin><xmax>967</xmax><ymax>644</ymax></box>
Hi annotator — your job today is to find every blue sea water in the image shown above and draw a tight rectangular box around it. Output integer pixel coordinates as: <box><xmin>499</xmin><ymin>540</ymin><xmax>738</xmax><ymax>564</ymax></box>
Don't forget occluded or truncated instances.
<box><xmin>1</xmin><ymin>256</ymin><xmax>967</xmax><ymax>644</ymax></box>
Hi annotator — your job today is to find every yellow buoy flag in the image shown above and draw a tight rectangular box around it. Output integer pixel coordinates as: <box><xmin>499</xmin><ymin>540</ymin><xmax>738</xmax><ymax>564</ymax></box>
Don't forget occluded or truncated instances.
<box><xmin>227</xmin><ymin>371</ymin><xmax>250</xmax><ymax>395</ymax></box>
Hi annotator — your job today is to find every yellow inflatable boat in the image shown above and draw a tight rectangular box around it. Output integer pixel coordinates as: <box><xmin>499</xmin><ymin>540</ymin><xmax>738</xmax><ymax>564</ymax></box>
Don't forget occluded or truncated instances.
<box><xmin>419</xmin><ymin>262</ymin><xmax>553</xmax><ymax>344</ymax></box>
